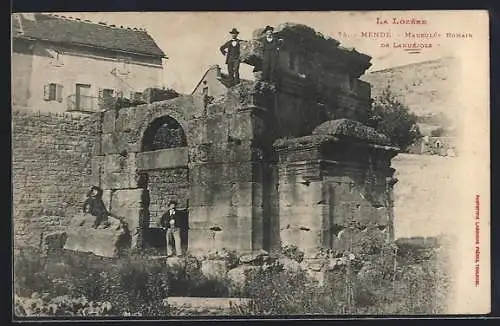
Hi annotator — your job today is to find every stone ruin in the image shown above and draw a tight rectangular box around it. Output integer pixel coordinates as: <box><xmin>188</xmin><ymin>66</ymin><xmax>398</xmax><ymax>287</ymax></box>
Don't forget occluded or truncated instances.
<box><xmin>60</xmin><ymin>23</ymin><xmax>399</xmax><ymax>278</ymax></box>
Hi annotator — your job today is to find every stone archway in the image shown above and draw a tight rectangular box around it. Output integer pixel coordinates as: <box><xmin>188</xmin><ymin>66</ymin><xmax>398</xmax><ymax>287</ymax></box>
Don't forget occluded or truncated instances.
<box><xmin>137</xmin><ymin>115</ymin><xmax>190</xmax><ymax>253</ymax></box>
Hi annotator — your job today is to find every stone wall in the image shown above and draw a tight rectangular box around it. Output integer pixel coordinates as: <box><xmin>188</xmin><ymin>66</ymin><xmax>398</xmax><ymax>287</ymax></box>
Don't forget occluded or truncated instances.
<box><xmin>392</xmin><ymin>153</ymin><xmax>459</xmax><ymax>239</ymax></box>
<box><xmin>12</xmin><ymin>108</ymin><xmax>99</xmax><ymax>249</ymax></box>
<box><xmin>274</xmin><ymin>119</ymin><xmax>398</xmax><ymax>258</ymax></box>
<box><xmin>148</xmin><ymin>167</ymin><xmax>189</xmax><ymax>224</ymax></box>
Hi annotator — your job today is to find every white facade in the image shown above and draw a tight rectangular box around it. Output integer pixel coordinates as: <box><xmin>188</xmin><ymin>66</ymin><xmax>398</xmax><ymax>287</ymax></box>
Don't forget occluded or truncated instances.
<box><xmin>12</xmin><ymin>40</ymin><xmax>164</xmax><ymax>113</ymax></box>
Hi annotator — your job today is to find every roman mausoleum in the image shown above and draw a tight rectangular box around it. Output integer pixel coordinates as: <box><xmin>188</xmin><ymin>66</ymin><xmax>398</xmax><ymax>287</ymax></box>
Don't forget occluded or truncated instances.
<box><xmin>66</xmin><ymin>23</ymin><xmax>399</xmax><ymax>258</ymax></box>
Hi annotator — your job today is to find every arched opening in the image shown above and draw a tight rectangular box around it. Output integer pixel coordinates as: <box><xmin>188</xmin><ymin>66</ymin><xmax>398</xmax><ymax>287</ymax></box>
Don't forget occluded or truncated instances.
<box><xmin>139</xmin><ymin>115</ymin><xmax>189</xmax><ymax>255</ymax></box>
<box><xmin>141</xmin><ymin>115</ymin><xmax>187</xmax><ymax>152</ymax></box>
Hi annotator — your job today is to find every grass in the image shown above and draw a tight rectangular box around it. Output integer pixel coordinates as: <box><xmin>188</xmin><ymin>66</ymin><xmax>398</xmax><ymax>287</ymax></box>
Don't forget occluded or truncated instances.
<box><xmin>13</xmin><ymin>241</ymin><xmax>450</xmax><ymax>317</ymax></box>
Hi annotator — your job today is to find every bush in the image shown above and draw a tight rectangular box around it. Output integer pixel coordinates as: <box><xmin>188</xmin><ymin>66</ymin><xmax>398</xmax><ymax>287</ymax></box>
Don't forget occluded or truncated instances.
<box><xmin>281</xmin><ymin>245</ymin><xmax>304</xmax><ymax>263</ymax></box>
<box><xmin>14</xmin><ymin>243</ymin><xmax>449</xmax><ymax>316</ymax></box>
<box><xmin>366</xmin><ymin>86</ymin><xmax>422</xmax><ymax>151</ymax></box>
<box><xmin>13</xmin><ymin>250</ymin><xmax>233</xmax><ymax>316</ymax></box>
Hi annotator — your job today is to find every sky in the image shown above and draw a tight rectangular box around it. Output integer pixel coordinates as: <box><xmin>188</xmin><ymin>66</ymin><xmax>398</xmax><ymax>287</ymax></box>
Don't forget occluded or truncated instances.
<box><xmin>55</xmin><ymin>11</ymin><xmax>468</xmax><ymax>94</ymax></box>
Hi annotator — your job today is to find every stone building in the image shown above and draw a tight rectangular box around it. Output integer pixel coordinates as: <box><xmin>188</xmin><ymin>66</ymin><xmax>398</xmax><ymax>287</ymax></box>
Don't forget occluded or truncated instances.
<box><xmin>11</xmin><ymin>13</ymin><xmax>166</xmax><ymax>113</ymax></box>
<box><xmin>82</xmin><ymin>23</ymin><xmax>398</xmax><ymax>258</ymax></box>
<box><xmin>13</xmin><ymin>22</ymin><xmax>399</xmax><ymax>262</ymax></box>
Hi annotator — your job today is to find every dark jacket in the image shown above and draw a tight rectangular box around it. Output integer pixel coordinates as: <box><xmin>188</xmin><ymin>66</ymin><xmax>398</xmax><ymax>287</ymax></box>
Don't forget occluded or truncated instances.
<box><xmin>83</xmin><ymin>197</ymin><xmax>109</xmax><ymax>218</ymax></box>
<box><xmin>263</xmin><ymin>36</ymin><xmax>280</xmax><ymax>55</ymax></box>
<box><xmin>220</xmin><ymin>39</ymin><xmax>242</xmax><ymax>64</ymax></box>
<box><xmin>160</xmin><ymin>209</ymin><xmax>184</xmax><ymax>229</ymax></box>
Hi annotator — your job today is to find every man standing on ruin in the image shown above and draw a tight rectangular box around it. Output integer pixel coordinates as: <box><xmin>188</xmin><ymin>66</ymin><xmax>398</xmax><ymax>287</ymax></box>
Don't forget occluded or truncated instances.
<box><xmin>220</xmin><ymin>28</ymin><xmax>242</xmax><ymax>85</ymax></box>
<box><xmin>160</xmin><ymin>199</ymin><xmax>183</xmax><ymax>257</ymax></box>
<box><xmin>261</xmin><ymin>25</ymin><xmax>282</xmax><ymax>82</ymax></box>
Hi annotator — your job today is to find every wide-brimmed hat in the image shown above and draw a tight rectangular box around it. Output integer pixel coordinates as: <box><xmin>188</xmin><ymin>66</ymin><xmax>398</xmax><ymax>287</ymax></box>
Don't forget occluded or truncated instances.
<box><xmin>263</xmin><ymin>25</ymin><xmax>274</xmax><ymax>33</ymax></box>
<box><xmin>229</xmin><ymin>28</ymin><xmax>240</xmax><ymax>34</ymax></box>
<box><xmin>87</xmin><ymin>185</ymin><xmax>103</xmax><ymax>197</ymax></box>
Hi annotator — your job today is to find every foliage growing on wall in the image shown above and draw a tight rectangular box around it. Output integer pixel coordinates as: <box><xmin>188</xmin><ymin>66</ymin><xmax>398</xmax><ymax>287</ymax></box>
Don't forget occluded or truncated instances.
<box><xmin>367</xmin><ymin>86</ymin><xmax>422</xmax><ymax>152</ymax></box>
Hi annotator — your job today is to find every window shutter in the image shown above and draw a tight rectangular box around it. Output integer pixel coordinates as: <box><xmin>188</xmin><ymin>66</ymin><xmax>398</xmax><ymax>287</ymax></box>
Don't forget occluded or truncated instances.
<box><xmin>129</xmin><ymin>91</ymin><xmax>135</xmax><ymax>101</ymax></box>
<box><xmin>56</xmin><ymin>84</ymin><xmax>63</xmax><ymax>102</ymax></box>
<box><xmin>98</xmin><ymin>88</ymin><xmax>104</xmax><ymax>100</ymax></box>
<box><xmin>43</xmin><ymin>84</ymin><xmax>51</xmax><ymax>101</ymax></box>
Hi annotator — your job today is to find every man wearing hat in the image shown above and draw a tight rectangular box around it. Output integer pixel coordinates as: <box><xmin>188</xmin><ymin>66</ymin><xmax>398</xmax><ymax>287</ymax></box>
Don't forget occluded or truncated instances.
<box><xmin>160</xmin><ymin>199</ymin><xmax>183</xmax><ymax>257</ymax></box>
<box><xmin>220</xmin><ymin>28</ymin><xmax>242</xmax><ymax>85</ymax></box>
<box><xmin>261</xmin><ymin>25</ymin><xmax>282</xmax><ymax>82</ymax></box>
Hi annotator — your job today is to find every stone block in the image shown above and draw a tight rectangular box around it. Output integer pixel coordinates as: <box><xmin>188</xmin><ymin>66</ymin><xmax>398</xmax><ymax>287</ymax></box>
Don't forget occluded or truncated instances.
<box><xmin>201</xmin><ymin>259</ymin><xmax>229</xmax><ymax>279</ymax></box>
<box><xmin>91</xmin><ymin>156</ymin><xmax>105</xmax><ymax>176</ymax></box>
<box><xmin>136</xmin><ymin>147</ymin><xmax>188</xmax><ymax>170</ymax></box>
<box><xmin>189</xmin><ymin>163</ymin><xmax>223</xmax><ymax>187</ymax></box>
<box><xmin>115</xmin><ymin>130</ymin><xmax>141</xmax><ymax>154</ymax></box>
<box><xmin>189</xmin><ymin>204</ymin><xmax>232</xmax><ymax>225</ymax></box>
<box><xmin>41</xmin><ymin>231</ymin><xmax>68</xmax><ymax>255</ymax></box>
<box><xmin>227</xmin><ymin>140</ymin><xmax>253</xmax><ymax>162</ymax></box>
<box><xmin>235</xmin><ymin>209</ymin><xmax>254</xmax><ymax>229</ymax></box>
<box><xmin>112</xmin><ymin>188</ymin><xmax>149</xmax><ymax>208</ymax></box>
<box><xmin>188</xmin><ymin>229</ymin><xmax>225</xmax><ymax>254</ymax></box>
<box><xmin>63</xmin><ymin>213</ymin><xmax>130</xmax><ymax>258</ymax></box>
<box><xmin>278</xmin><ymin>204</ymin><xmax>331</xmax><ymax>230</ymax></box>
<box><xmin>206</xmin><ymin>104</ymin><xmax>225</xmax><ymax>115</ymax></box>
<box><xmin>189</xmin><ymin>185</ymin><xmax>222</xmax><ymax>207</ymax></box>
<box><xmin>101</xmin><ymin>133</ymin><xmax>118</xmax><ymax>155</ymax></box>
<box><xmin>228</xmin><ymin>162</ymin><xmax>264</xmax><ymax>183</ymax></box>
<box><xmin>228</xmin><ymin>112</ymin><xmax>255</xmax><ymax>141</ymax></box>
<box><xmin>278</xmin><ymin>162</ymin><xmax>322</xmax><ymax>184</ymax></box>
<box><xmin>186</xmin><ymin>118</ymin><xmax>208</xmax><ymax>145</ymax></box>
<box><xmin>103</xmin><ymin>154</ymin><xmax>124</xmax><ymax>174</ymax></box>
<box><xmin>110</xmin><ymin>206</ymin><xmax>144</xmax><ymax>231</ymax></box>
<box><xmin>188</xmin><ymin>206</ymin><xmax>209</xmax><ymax>223</ymax></box>
<box><xmin>206</xmin><ymin>114</ymin><xmax>229</xmax><ymax>143</ymax></box>
<box><xmin>280</xmin><ymin>227</ymin><xmax>329</xmax><ymax>252</ymax></box>
<box><xmin>101</xmin><ymin>172</ymin><xmax>135</xmax><ymax>190</ymax></box>
<box><xmin>102</xmin><ymin>110</ymin><xmax>115</xmax><ymax>134</ymax></box>
<box><xmin>227</xmin><ymin>265</ymin><xmax>260</xmax><ymax>292</ymax></box>
<box><xmin>278</xmin><ymin>181</ymin><xmax>328</xmax><ymax>207</ymax></box>
<box><xmin>231</xmin><ymin>182</ymin><xmax>263</xmax><ymax>206</ymax></box>
<box><xmin>235</xmin><ymin>229</ymin><xmax>253</xmax><ymax>252</ymax></box>
<box><xmin>115</xmin><ymin>109</ymin><xmax>137</xmax><ymax>132</ymax></box>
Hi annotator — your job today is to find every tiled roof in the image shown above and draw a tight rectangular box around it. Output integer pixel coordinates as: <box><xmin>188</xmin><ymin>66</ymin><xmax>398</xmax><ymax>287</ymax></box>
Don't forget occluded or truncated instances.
<box><xmin>12</xmin><ymin>13</ymin><xmax>166</xmax><ymax>58</ymax></box>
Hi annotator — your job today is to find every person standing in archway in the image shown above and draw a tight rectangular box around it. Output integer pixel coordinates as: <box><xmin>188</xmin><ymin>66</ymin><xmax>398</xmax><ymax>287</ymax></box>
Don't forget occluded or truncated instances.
<box><xmin>160</xmin><ymin>199</ymin><xmax>183</xmax><ymax>257</ymax></box>
<box><xmin>220</xmin><ymin>28</ymin><xmax>242</xmax><ymax>86</ymax></box>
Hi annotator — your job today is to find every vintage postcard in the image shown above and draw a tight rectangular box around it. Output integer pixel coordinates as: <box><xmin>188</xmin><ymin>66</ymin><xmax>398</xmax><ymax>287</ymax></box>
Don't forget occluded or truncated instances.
<box><xmin>11</xmin><ymin>10</ymin><xmax>490</xmax><ymax>318</ymax></box>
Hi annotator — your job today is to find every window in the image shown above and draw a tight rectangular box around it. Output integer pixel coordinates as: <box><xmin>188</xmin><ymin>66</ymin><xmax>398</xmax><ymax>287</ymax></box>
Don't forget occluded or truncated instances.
<box><xmin>43</xmin><ymin>83</ymin><xmax>63</xmax><ymax>102</ymax></box>
<box><xmin>98</xmin><ymin>88</ymin><xmax>115</xmax><ymax>108</ymax></box>
<box><xmin>75</xmin><ymin>84</ymin><xmax>92</xmax><ymax>111</ymax></box>
<box><xmin>102</xmin><ymin>89</ymin><xmax>114</xmax><ymax>100</ymax></box>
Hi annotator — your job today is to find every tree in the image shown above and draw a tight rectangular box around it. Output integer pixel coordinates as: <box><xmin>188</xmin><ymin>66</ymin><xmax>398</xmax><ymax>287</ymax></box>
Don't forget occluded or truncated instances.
<box><xmin>366</xmin><ymin>86</ymin><xmax>421</xmax><ymax>152</ymax></box>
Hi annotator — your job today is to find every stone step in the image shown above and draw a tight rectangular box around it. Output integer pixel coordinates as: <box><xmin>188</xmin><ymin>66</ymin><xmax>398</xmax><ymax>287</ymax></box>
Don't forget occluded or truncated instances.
<box><xmin>166</xmin><ymin>297</ymin><xmax>253</xmax><ymax>311</ymax></box>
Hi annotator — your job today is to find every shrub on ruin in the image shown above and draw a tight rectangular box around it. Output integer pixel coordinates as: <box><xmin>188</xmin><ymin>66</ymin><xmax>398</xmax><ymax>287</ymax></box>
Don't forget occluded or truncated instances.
<box><xmin>366</xmin><ymin>85</ymin><xmax>421</xmax><ymax>152</ymax></box>
<box><xmin>281</xmin><ymin>244</ymin><xmax>305</xmax><ymax>263</ymax></box>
